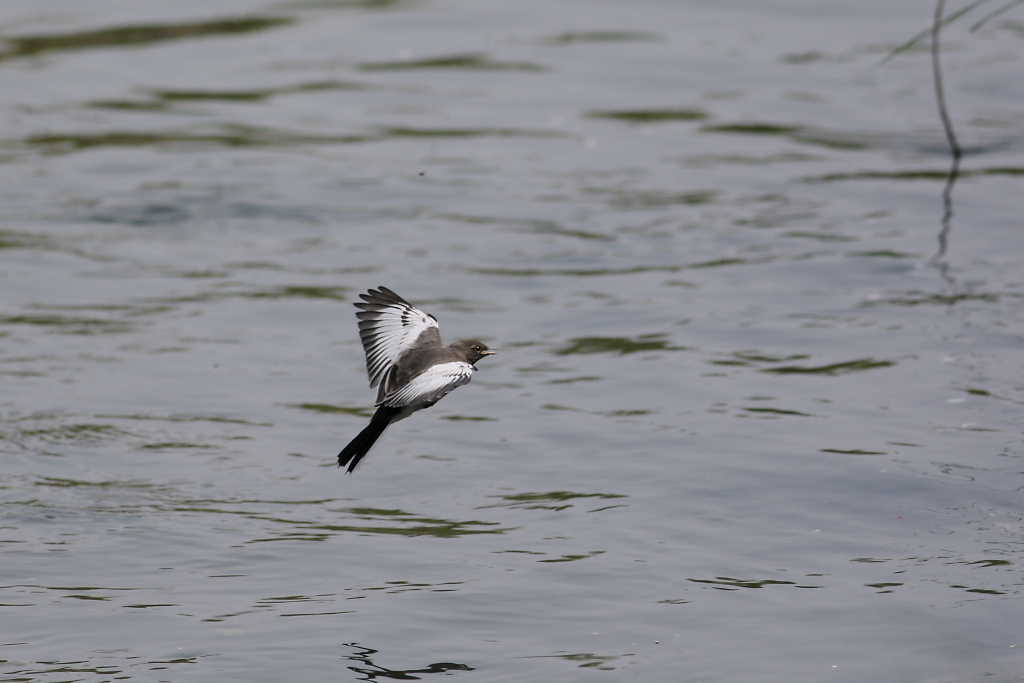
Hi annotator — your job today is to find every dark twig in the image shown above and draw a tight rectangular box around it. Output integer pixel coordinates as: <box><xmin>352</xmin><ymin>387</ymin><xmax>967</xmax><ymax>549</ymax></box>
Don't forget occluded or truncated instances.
<box><xmin>883</xmin><ymin>0</ymin><xmax>991</xmax><ymax>62</ymax></box>
<box><xmin>884</xmin><ymin>0</ymin><xmax>1022</xmax><ymax>61</ymax></box>
<box><xmin>933</xmin><ymin>1</ymin><xmax>963</xmax><ymax>161</ymax></box>
<box><xmin>930</xmin><ymin>0</ymin><xmax>963</xmax><ymax>274</ymax></box>
<box><xmin>969</xmin><ymin>0</ymin><xmax>1024</xmax><ymax>31</ymax></box>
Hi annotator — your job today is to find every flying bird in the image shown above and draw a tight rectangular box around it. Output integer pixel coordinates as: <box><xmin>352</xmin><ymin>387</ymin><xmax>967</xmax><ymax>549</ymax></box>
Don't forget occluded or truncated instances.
<box><xmin>337</xmin><ymin>286</ymin><xmax>495</xmax><ymax>473</ymax></box>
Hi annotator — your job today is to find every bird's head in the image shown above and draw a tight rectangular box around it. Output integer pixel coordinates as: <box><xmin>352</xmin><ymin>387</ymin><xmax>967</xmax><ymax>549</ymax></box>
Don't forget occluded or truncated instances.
<box><xmin>452</xmin><ymin>339</ymin><xmax>496</xmax><ymax>364</ymax></box>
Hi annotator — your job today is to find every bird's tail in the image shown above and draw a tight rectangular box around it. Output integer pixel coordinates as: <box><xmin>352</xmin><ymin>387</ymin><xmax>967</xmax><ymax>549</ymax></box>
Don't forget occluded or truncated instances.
<box><xmin>338</xmin><ymin>406</ymin><xmax>399</xmax><ymax>474</ymax></box>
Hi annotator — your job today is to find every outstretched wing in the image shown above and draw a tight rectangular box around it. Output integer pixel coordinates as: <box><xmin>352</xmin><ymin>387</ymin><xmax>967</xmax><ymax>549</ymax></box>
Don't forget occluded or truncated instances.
<box><xmin>379</xmin><ymin>361</ymin><xmax>475</xmax><ymax>408</ymax></box>
<box><xmin>355</xmin><ymin>286</ymin><xmax>442</xmax><ymax>389</ymax></box>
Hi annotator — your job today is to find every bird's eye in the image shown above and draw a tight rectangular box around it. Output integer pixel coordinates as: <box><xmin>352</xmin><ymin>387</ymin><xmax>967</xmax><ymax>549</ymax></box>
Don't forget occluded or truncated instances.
<box><xmin>473</xmin><ymin>345</ymin><xmax>481</xmax><ymax>351</ymax></box>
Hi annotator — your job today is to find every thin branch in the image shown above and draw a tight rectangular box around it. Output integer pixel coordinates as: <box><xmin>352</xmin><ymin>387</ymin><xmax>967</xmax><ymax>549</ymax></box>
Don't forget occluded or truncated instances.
<box><xmin>969</xmin><ymin>0</ymin><xmax>1024</xmax><ymax>31</ymax></box>
<box><xmin>930</xmin><ymin>0</ymin><xmax>962</xmax><ymax>272</ymax></box>
<box><xmin>883</xmin><ymin>0</ymin><xmax>991</xmax><ymax>62</ymax></box>
<box><xmin>932</xmin><ymin>0</ymin><xmax>963</xmax><ymax>160</ymax></box>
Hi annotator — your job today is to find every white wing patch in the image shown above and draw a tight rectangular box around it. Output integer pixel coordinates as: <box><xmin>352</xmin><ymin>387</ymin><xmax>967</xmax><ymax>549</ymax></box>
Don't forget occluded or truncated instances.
<box><xmin>379</xmin><ymin>361</ymin><xmax>475</xmax><ymax>408</ymax></box>
<box><xmin>356</xmin><ymin>287</ymin><xmax>441</xmax><ymax>389</ymax></box>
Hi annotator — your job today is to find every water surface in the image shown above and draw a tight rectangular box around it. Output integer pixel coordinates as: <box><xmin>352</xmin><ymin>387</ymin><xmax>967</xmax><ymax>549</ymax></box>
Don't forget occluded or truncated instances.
<box><xmin>2</xmin><ymin>1</ymin><xmax>1023</xmax><ymax>681</ymax></box>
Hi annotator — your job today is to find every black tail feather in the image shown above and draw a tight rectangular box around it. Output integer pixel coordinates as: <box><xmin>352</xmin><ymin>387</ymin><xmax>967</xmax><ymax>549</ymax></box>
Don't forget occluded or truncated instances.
<box><xmin>338</xmin><ymin>406</ymin><xmax>399</xmax><ymax>474</ymax></box>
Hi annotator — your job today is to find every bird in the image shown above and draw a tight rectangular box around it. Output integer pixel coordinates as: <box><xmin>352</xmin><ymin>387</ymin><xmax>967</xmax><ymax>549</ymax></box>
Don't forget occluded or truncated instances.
<box><xmin>337</xmin><ymin>286</ymin><xmax>495</xmax><ymax>473</ymax></box>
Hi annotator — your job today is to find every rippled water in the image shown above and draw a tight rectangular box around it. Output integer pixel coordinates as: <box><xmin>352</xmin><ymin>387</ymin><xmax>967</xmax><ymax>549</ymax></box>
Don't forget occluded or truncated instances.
<box><xmin>2</xmin><ymin>1</ymin><xmax>1023</xmax><ymax>681</ymax></box>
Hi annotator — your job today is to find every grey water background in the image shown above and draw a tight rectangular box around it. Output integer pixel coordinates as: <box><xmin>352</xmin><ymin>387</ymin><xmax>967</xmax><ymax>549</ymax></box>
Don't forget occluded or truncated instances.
<box><xmin>1</xmin><ymin>0</ymin><xmax>1023</xmax><ymax>680</ymax></box>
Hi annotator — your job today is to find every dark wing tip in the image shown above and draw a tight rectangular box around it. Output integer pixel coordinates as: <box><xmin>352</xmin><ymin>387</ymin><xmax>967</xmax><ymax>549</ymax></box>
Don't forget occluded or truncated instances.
<box><xmin>355</xmin><ymin>286</ymin><xmax>408</xmax><ymax>308</ymax></box>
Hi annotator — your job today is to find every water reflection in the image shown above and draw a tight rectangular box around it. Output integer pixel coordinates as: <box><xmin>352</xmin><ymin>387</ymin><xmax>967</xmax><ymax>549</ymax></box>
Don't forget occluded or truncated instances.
<box><xmin>552</xmin><ymin>335</ymin><xmax>683</xmax><ymax>355</ymax></box>
<box><xmin>481</xmin><ymin>491</ymin><xmax>627</xmax><ymax>512</ymax></box>
<box><xmin>88</xmin><ymin>80</ymin><xmax>369</xmax><ymax>112</ymax></box>
<box><xmin>280</xmin><ymin>507</ymin><xmax>511</xmax><ymax>540</ymax></box>
<box><xmin>342</xmin><ymin>644</ymin><xmax>473</xmax><ymax>681</ymax></box>
<box><xmin>518</xmin><ymin>651</ymin><xmax>634</xmax><ymax>671</ymax></box>
<box><xmin>587</xmin><ymin>108</ymin><xmax>708</xmax><ymax>123</ymax></box>
<box><xmin>357</xmin><ymin>53</ymin><xmax>546</xmax><ymax>72</ymax></box>
<box><xmin>537</xmin><ymin>550</ymin><xmax>605</xmax><ymax>563</ymax></box>
<box><xmin>0</xmin><ymin>17</ymin><xmax>293</xmax><ymax>61</ymax></box>
<box><xmin>25</xmin><ymin>128</ymin><xmax>374</xmax><ymax>154</ymax></box>
<box><xmin>537</xmin><ymin>31</ymin><xmax>662</xmax><ymax>45</ymax></box>
<box><xmin>759</xmin><ymin>358</ymin><xmax>896</xmax><ymax>375</ymax></box>
<box><xmin>688</xmin><ymin>575</ymin><xmax>823</xmax><ymax>590</ymax></box>
<box><xmin>25</xmin><ymin>125</ymin><xmax>565</xmax><ymax>155</ymax></box>
<box><xmin>0</xmin><ymin>313</ymin><xmax>137</xmax><ymax>335</ymax></box>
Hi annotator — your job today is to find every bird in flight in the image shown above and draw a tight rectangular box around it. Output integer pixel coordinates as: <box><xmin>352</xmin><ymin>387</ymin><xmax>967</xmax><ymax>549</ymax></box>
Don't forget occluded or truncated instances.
<box><xmin>337</xmin><ymin>286</ymin><xmax>495</xmax><ymax>473</ymax></box>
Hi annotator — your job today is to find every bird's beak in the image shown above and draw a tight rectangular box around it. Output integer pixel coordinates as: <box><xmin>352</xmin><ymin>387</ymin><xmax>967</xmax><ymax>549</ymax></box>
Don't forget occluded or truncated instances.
<box><xmin>481</xmin><ymin>349</ymin><xmax>497</xmax><ymax>356</ymax></box>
